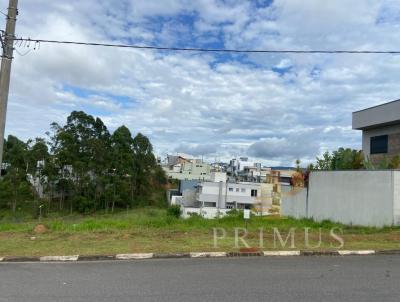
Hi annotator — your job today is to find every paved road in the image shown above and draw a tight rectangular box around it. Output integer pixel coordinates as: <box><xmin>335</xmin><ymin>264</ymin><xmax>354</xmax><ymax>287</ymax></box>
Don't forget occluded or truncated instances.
<box><xmin>0</xmin><ymin>256</ymin><xmax>399</xmax><ymax>302</ymax></box>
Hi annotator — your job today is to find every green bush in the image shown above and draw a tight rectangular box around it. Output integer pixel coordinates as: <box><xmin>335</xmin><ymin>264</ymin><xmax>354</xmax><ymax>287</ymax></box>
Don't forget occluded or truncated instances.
<box><xmin>226</xmin><ymin>209</ymin><xmax>242</xmax><ymax>218</ymax></box>
<box><xmin>74</xmin><ymin>196</ymin><xmax>95</xmax><ymax>214</ymax></box>
<box><xmin>167</xmin><ymin>204</ymin><xmax>182</xmax><ymax>218</ymax></box>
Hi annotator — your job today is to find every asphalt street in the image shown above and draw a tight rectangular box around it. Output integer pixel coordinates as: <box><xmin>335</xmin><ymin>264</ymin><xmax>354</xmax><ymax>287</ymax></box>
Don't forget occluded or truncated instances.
<box><xmin>0</xmin><ymin>256</ymin><xmax>399</xmax><ymax>302</ymax></box>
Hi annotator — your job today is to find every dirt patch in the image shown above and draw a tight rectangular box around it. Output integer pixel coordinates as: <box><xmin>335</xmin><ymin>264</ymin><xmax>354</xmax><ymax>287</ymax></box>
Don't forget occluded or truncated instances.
<box><xmin>122</xmin><ymin>233</ymin><xmax>130</xmax><ymax>240</ymax></box>
<box><xmin>33</xmin><ymin>224</ymin><xmax>47</xmax><ymax>234</ymax></box>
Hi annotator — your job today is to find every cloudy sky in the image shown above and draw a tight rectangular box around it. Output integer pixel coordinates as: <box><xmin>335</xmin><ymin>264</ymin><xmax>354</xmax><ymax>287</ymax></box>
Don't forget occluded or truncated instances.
<box><xmin>2</xmin><ymin>0</ymin><xmax>400</xmax><ymax>166</ymax></box>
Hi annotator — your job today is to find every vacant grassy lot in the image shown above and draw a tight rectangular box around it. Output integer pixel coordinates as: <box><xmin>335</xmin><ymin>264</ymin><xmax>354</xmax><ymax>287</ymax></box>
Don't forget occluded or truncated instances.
<box><xmin>0</xmin><ymin>208</ymin><xmax>399</xmax><ymax>256</ymax></box>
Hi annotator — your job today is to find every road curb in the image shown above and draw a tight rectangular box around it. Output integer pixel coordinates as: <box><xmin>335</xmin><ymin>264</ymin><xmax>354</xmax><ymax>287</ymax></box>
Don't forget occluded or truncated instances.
<box><xmin>264</xmin><ymin>251</ymin><xmax>301</xmax><ymax>256</ymax></box>
<box><xmin>1</xmin><ymin>250</ymin><xmax>399</xmax><ymax>262</ymax></box>
<box><xmin>301</xmin><ymin>250</ymin><xmax>340</xmax><ymax>256</ymax></box>
<box><xmin>77</xmin><ymin>255</ymin><xmax>116</xmax><ymax>261</ymax></box>
<box><xmin>154</xmin><ymin>253</ymin><xmax>191</xmax><ymax>259</ymax></box>
<box><xmin>190</xmin><ymin>252</ymin><xmax>227</xmax><ymax>258</ymax></box>
<box><xmin>40</xmin><ymin>255</ymin><xmax>79</xmax><ymax>262</ymax></box>
<box><xmin>227</xmin><ymin>252</ymin><xmax>263</xmax><ymax>257</ymax></box>
<box><xmin>116</xmin><ymin>253</ymin><xmax>154</xmax><ymax>260</ymax></box>
<box><xmin>338</xmin><ymin>250</ymin><xmax>375</xmax><ymax>256</ymax></box>
<box><xmin>376</xmin><ymin>250</ymin><xmax>400</xmax><ymax>255</ymax></box>
<box><xmin>3</xmin><ymin>256</ymin><xmax>40</xmax><ymax>262</ymax></box>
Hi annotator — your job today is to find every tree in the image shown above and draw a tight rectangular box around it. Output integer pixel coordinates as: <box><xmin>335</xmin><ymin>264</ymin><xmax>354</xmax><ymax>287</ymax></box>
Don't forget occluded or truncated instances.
<box><xmin>111</xmin><ymin>126</ymin><xmax>134</xmax><ymax>174</ymax></box>
<box><xmin>50</xmin><ymin>111</ymin><xmax>112</xmax><ymax>212</ymax></box>
<box><xmin>315</xmin><ymin>151</ymin><xmax>333</xmax><ymax>170</ymax></box>
<box><xmin>315</xmin><ymin>148</ymin><xmax>364</xmax><ymax>170</ymax></box>
<box><xmin>3</xmin><ymin>135</ymin><xmax>28</xmax><ymax>172</ymax></box>
<box><xmin>331</xmin><ymin>148</ymin><xmax>364</xmax><ymax>170</ymax></box>
<box><xmin>0</xmin><ymin>110</ymin><xmax>167</xmax><ymax>215</ymax></box>
<box><xmin>295</xmin><ymin>159</ymin><xmax>301</xmax><ymax>172</ymax></box>
<box><xmin>110</xmin><ymin>126</ymin><xmax>135</xmax><ymax>210</ymax></box>
<box><xmin>26</xmin><ymin>138</ymin><xmax>49</xmax><ymax>175</ymax></box>
<box><xmin>1</xmin><ymin>136</ymin><xmax>32</xmax><ymax>212</ymax></box>
<box><xmin>1</xmin><ymin>168</ymin><xmax>32</xmax><ymax>212</ymax></box>
<box><xmin>132</xmin><ymin>133</ymin><xmax>157</xmax><ymax>203</ymax></box>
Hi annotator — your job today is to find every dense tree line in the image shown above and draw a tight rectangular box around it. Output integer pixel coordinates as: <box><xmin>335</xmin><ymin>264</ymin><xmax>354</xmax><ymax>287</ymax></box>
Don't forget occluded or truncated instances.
<box><xmin>313</xmin><ymin>148</ymin><xmax>364</xmax><ymax>170</ymax></box>
<box><xmin>0</xmin><ymin>111</ymin><xmax>167</xmax><ymax>214</ymax></box>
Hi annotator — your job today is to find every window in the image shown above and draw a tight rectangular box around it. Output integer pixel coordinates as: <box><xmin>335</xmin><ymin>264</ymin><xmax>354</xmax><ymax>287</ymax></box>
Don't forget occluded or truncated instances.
<box><xmin>204</xmin><ymin>202</ymin><xmax>216</xmax><ymax>207</ymax></box>
<box><xmin>241</xmin><ymin>188</ymin><xmax>246</xmax><ymax>193</ymax></box>
<box><xmin>370</xmin><ymin>135</ymin><xmax>388</xmax><ymax>154</ymax></box>
<box><xmin>229</xmin><ymin>188</ymin><xmax>233</xmax><ymax>192</ymax></box>
<box><xmin>236</xmin><ymin>188</ymin><xmax>240</xmax><ymax>192</ymax></box>
<box><xmin>251</xmin><ymin>189</ymin><xmax>258</xmax><ymax>197</ymax></box>
<box><xmin>226</xmin><ymin>202</ymin><xmax>235</xmax><ymax>209</ymax></box>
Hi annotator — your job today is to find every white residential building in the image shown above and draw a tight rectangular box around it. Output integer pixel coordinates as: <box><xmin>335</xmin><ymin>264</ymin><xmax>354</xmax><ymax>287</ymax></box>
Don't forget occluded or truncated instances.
<box><xmin>163</xmin><ymin>155</ymin><xmax>212</xmax><ymax>181</ymax></box>
<box><xmin>196</xmin><ymin>181</ymin><xmax>273</xmax><ymax>210</ymax></box>
<box><xmin>229</xmin><ymin>157</ymin><xmax>258</xmax><ymax>176</ymax></box>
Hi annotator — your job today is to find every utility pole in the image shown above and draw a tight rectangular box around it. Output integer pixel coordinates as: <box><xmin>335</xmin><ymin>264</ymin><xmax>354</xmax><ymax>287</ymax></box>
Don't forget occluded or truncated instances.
<box><xmin>0</xmin><ymin>0</ymin><xmax>18</xmax><ymax>176</ymax></box>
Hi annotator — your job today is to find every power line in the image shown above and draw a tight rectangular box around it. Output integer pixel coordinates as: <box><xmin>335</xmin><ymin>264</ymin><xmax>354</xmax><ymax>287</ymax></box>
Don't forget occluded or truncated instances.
<box><xmin>11</xmin><ymin>37</ymin><xmax>400</xmax><ymax>54</ymax></box>
<box><xmin>14</xmin><ymin>47</ymin><xmax>31</xmax><ymax>56</ymax></box>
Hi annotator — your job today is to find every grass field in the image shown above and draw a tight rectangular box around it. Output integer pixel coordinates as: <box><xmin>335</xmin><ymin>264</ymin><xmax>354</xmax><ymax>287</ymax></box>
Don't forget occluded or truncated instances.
<box><xmin>0</xmin><ymin>208</ymin><xmax>399</xmax><ymax>256</ymax></box>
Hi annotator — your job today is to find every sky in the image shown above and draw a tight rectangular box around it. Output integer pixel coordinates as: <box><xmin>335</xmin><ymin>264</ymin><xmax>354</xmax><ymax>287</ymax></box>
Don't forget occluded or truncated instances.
<box><xmin>2</xmin><ymin>0</ymin><xmax>400</xmax><ymax>166</ymax></box>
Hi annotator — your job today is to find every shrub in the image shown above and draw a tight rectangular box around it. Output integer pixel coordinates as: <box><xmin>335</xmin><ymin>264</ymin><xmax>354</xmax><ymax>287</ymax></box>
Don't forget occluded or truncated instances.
<box><xmin>226</xmin><ymin>209</ymin><xmax>243</xmax><ymax>218</ymax></box>
<box><xmin>74</xmin><ymin>196</ymin><xmax>95</xmax><ymax>214</ymax></box>
<box><xmin>167</xmin><ymin>204</ymin><xmax>182</xmax><ymax>218</ymax></box>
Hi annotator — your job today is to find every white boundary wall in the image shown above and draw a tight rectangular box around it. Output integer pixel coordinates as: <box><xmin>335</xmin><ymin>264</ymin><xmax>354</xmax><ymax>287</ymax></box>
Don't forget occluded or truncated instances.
<box><xmin>281</xmin><ymin>189</ymin><xmax>307</xmax><ymax>219</ymax></box>
<box><xmin>182</xmin><ymin>207</ymin><xmax>230</xmax><ymax>219</ymax></box>
<box><xmin>282</xmin><ymin>170</ymin><xmax>400</xmax><ymax>227</ymax></box>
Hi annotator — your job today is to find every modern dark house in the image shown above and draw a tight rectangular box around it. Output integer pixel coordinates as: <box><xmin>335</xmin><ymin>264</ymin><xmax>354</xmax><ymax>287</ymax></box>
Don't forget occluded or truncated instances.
<box><xmin>353</xmin><ymin>99</ymin><xmax>400</xmax><ymax>164</ymax></box>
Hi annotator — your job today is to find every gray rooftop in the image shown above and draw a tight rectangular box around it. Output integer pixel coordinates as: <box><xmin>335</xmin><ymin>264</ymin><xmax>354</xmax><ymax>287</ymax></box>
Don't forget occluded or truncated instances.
<box><xmin>352</xmin><ymin>99</ymin><xmax>400</xmax><ymax>130</ymax></box>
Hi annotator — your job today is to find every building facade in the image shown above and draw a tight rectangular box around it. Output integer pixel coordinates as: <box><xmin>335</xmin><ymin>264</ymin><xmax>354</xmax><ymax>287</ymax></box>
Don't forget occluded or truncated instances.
<box><xmin>196</xmin><ymin>181</ymin><xmax>273</xmax><ymax>210</ymax></box>
<box><xmin>353</xmin><ymin>99</ymin><xmax>400</xmax><ymax>164</ymax></box>
<box><xmin>163</xmin><ymin>157</ymin><xmax>212</xmax><ymax>181</ymax></box>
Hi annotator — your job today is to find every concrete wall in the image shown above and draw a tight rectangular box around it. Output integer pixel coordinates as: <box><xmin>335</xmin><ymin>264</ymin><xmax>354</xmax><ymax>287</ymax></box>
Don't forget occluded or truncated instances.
<box><xmin>179</xmin><ymin>180</ymin><xmax>199</xmax><ymax>194</ymax></box>
<box><xmin>309</xmin><ymin>171</ymin><xmax>394</xmax><ymax>227</ymax></box>
<box><xmin>210</xmin><ymin>172</ymin><xmax>227</xmax><ymax>182</ymax></box>
<box><xmin>281</xmin><ymin>170</ymin><xmax>400</xmax><ymax>227</ymax></box>
<box><xmin>361</xmin><ymin>124</ymin><xmax>400</xmax><ymax>159</ymax></box>
<box><xmin>181</xmin><ymin>207</ymin><xmax>230</xmax><ymax>219</ymax></box>
<box><xmin>182</xmin><ymin>189</ymin><xmax>197</xmax><ymax>207</ymax></box>
<box><xmin>393</xmin><ymin>172</ymin><xmax>400</xmax><ymax>225</ymax></box>
<box><xmin>353</xmin><ymin>100</ymin><xmax>400</xmax><ymax>130</ymax></box>
<box><xmin>281</xmin><ymin>189</ymin><xmax>307</xmax><ymax>219</ymax></box>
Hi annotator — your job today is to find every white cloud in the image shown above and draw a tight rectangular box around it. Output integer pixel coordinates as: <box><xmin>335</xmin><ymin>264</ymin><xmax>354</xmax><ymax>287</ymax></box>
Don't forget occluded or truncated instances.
<box><xmin>1</xmin><ymin>0</ymin><xmax>400</xmax><ymax>166</ymax></box>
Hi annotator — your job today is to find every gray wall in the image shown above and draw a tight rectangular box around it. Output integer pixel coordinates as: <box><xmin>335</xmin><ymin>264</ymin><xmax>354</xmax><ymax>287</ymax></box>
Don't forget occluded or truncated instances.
<box><xmin>179</xmin><ymin>180</ymin><xmax>199</xmax><ymax>194</ymax></box>
<box><xmin>353</xmin><ymin>100</ymin><xmax>400</xmax><ymax>130</ymax></box>
<box><xmin>282</xmin><ymin>170</ymin><xmax>399</xmax><ymax>227</ymax></box>
<box><xmin>393</xmin><ymin>172</ymin><xmax>400</xmax><ymax>225</ymax></box>
<box><xmin>361</xmin><ymin>124</ymin><xmax>400</xmax><ymax>157</ymax></box>
<box><xmin>281</xmin><ymin>189</ymin><xmax>307</xmax><ymax>219</ymax></box>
